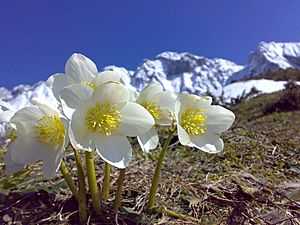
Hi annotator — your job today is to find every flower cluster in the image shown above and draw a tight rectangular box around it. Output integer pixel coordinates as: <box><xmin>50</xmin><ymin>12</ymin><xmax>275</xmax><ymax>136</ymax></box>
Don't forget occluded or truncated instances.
<box><xmin>1</xmin><ymin>53</ymin><xmax>235</xmax><ymax>221</ymax></box>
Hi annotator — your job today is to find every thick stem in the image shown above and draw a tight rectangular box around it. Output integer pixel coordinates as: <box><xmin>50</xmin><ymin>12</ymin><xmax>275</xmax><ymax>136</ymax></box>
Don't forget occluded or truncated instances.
<box><xmin>102</xmin><ymin>162</ymin><xmax>111</xmax><ymax>201</ymax></box>
<box><xmin>147</xmin><ymin>129</ymin><xmax>175</xmax><ymax>211</ymax></box>
<box><xmin>74</xmin><ymin>150</ymin><xmax>87</xmax><ymax>224</ymax></box>
<box><xmin>113</xmin><ymin>169</ymin><xmax>126</xmax><ymax>212</ymax></box>
<box><xmin>60</xmin><ymin>161</ymin><xmax>79</xmax><ymax>201</ymax></box>
<box><xmin>85</xmin><ymin>151</ymin><xmax>101</xmax><ymax>215</ymax></box>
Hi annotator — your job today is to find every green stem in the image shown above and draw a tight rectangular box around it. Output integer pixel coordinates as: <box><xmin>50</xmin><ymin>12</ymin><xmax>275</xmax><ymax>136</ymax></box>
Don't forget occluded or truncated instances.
<box><xmin>102</xmin><ymin>162</ymin><xmax>111</xmax><ymax>201</ymax></box>
<box><xmin>113</xmin><ymin>169</ymin><xmax>126</xmax><ymax>212</ymax></box>
<box><xmin>60</xmin><ymin>161</ymin><xmax>79</xmax><ymax>201</ymax></box>
<box><xmin>85</xmin><ymin>151</ymin><xmax>101</xmax><ymax>215</ymax></box>
<box><xmin>147</xmin><ymin>129</ymin><xmax>175</xmax><ymax>211</ymax></box>
<box><xmin>74</xmin><ymin>150</ymin><xmax>87</xmax><ymax>224</ymax></box>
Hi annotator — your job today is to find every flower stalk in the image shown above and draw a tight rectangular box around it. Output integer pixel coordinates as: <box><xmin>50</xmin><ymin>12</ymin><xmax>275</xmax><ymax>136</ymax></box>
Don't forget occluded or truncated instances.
<box><xmin>60</xmin><ymin>161</ymin><xmax>79</xmax><ymax>201</ymax></box>
<box><xmin>74</xmin><ymin>149</ymin><xmax>87</xmax><ymax>224</ymax></box>
<box><xmin>85</xmin><ymin>151</ymin><xmax>101</xmax><ymax>215</ymax></box>
<box><xmin>147</xmin><ymin>128</ymin><xmax>175</xmax><ymax>211</ymax></box>
<box><xmin>113</xmin><ymin>168</ymin><xmax>126</xmax><ymax>212</ymax></box>
<box><xmin>102</xmin><ymin>162</ymin><xmax>111</xmax><ymax>201</ymax></box>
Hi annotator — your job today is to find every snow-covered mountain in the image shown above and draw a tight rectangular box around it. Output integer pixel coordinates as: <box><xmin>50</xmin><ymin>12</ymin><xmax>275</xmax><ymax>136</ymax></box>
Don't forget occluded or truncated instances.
<box><xmin>228</xmin><ymin>42</ymin><xmax>300</xmax><ymax>83</ymax></box>
<box><xmin>1</xmin><ymin>41</ymin><xmax>300</xmax><ymax>114</ymax></box>
<box><xmin>129</xmin><ymin>52</ymin><xmax>243</xmax><ymax>95</ymax></box>
<box><xmin>0</xmin><ymin>82</ymin><xmax>56</xmax><ymax>111</ymax></box>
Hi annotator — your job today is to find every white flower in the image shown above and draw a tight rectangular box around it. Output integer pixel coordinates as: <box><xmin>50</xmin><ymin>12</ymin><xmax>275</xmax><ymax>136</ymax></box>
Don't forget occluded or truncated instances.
<box><xmin>46</xmin><ymin>53</ymin><xmax>122</xmax><ymax>98</ymax></box>
<box><xmin>4</xmin><ymin>102</ymin><xmax>68</xmax><ymax>178</ymax></box>
<box><xmin>46</xmin><ymin>53</ymin><xmax>125</xmax><ymax>119</ymax></box>
<box><xmin>60</xmin><ymin>82</ymin><xmax>155</xmax><ymax>168</ymax></box>
<box><xmin>175</xmin><ymin>93</ymin><xmax>235</xmax><ymax>153</ymax></box>
<box><xmin>136</xmin><ymin>83</ymin><xmax>177</xmax><ymax>152</ymax></box>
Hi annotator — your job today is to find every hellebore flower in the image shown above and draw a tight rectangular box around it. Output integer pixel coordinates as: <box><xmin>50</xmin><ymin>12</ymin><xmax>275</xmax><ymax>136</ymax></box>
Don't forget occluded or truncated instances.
<box><xmin>46</xmin><ymin>53</ymin><xmax>131</xmax><ymax>119</ymax></box>
<box><xmin>136</xmin><ymin>83</ymin><xmax>176</xmax><ymax>152</ymax></box>
<box><xmin>4</xmin><ymin>102</ymin><xmax>68</xmax><ymax>178</ymax></box>
<box><xmin>175</xmin><ymin>93</ymin><xmax>235</xmax><ymax>153</ymax></box>
<box><xmin>46</xmin><ymin>53</ymin><xmax>122</xmax><ymax>100</ymax></box>
<box><xmin>0</xmin><ymin>100</ymin><xmax>25</xmax><ymax>173</ymax></box>
<box><xmin>60</xmin><ymin>81</ymin><xmax>155</xmax><ymax>168</ymax></box>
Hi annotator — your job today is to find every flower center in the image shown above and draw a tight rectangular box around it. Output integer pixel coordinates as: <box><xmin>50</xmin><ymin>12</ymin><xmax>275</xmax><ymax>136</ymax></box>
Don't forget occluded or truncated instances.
<box><xmin>35</xmin><ymin>115</ymin><xmax>65</xmax><ymax>146</ymax></box>
<box><xmin>141</xmin><ymin>101</ymin><xmax>161</xmax><ymax>119</ymax></box>
<box><xmin>81</xmin><ymin>81</ymin><xmax>97</xmax><ymax>90</ymax></box>
<box><xmin>85</xmin><ymin>102</ymin><xmax>122</xmax><ymax>135</ymax></box>
<box><xmin>180</xmin><ymin>108</ymin><xmax>207</xmax><ymax>136</ymax></box>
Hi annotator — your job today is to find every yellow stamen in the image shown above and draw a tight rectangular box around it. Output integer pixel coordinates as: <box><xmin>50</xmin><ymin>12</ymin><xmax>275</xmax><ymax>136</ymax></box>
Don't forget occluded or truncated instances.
<box><xmin>81</xmin><ymin>81</ymin><xmax>97</xmax><ymax>90</ymax></box>
<box><xmin>141</xmin><ymin>101</ymin><xmax>161</xmax><ymax>119</ymax></box>
<box><xmin>85</xmin><ymin>102</ymin><xmax>122</xmax><ymax>136</ymax></box>
<box><xmin>180</xmin><ymin>108</ymin><xmax>207</xmax><ymax>136</ymax></box>
<box><xmin>35</xmin><ymin>115</ymin><xmax>65</xmax><ymax>146</ymax></box>
<box><xmin>5</xmin><ymin>128</ymin><xmax>17</xmax><ymax>142</ymax></box>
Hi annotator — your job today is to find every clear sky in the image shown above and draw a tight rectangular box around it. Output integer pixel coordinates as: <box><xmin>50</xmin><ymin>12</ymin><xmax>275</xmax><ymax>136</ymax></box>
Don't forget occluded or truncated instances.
<box><xmin>1</xmin><ymin>1</ymin><xmax>300</xmax><ymax>89</ymax></box>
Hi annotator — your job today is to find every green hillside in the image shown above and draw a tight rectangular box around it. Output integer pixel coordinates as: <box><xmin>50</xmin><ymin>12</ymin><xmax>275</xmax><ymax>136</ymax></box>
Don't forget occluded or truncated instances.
<box><xmin>239</xmin><ymin>68</ymin><xmax>300</xmax><ymax>82</ymax></box>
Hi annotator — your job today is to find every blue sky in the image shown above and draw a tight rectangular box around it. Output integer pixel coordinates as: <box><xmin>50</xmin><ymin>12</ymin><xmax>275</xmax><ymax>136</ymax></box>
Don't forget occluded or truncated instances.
<box><xmin>1</xmin><ymin>1</ymin><xmax>300</xmax><ymax>89</ymax></box>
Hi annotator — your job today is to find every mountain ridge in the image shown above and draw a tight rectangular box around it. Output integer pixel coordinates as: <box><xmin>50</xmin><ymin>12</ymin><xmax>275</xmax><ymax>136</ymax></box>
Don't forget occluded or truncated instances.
<box><xmin>1</xmin><ymin>41</ymin><xmax>300</xmax><ymax>110</ymax></box>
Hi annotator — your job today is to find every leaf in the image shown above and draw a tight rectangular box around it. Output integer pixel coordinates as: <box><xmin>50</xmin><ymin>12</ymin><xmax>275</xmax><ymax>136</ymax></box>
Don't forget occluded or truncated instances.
<box><xmin>0</xmin><ymin>168</ymin><xmax>32</xmax><ymax>190</ymax></box>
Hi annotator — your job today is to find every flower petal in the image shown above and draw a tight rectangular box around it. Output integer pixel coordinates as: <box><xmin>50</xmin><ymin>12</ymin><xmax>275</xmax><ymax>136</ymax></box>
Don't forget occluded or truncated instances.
<box><xmin>157</xmin><ymin>91</ymin><xmax>177</xmax><ymax>112</ymax></box>
<box><xmin>118</xmin><ymin>102</ymin><xmax>155</xmax><ymax>137</ymax></box>
<box><xmin>94</xmin><ymin>71</ymin><xmax>122</xmax><ymax>86</ymax></box>
<box><xmin>137</xmin><ymin>83</ymin><xmax>163</xmax><ymax>103</ymax></box>
<box><xmin>129</xmin><ymin>89</ymin><xmax>139</xmax><ymax>102</ymax></box>
<box><xmin>205</xmin><ymin>106</ymin><xmax>235</xmax><ymax>133</ymax></box>
<box><xmin>189</xmin><ymin>134</ymin><xmax>224</xmax><ymax>153</ymax></box>
<box><xmin>176</xmin><ymin>94</ymin><xmax>213</xmax><ymax>129</ymax></box>
<box><xmin>155</xmin><ymin>107</ymin><xmax>174</xmax><ymax>126</ymax></box>
<box><xmin>60</xmin><ymin>84</ymin><xmax>93</xmax><ymax>119</ymax></box>
<box><xmin>65</xmin><ymin>53</ymin><xmax>97</xmax><ymax>83</ymax></box>
<box><xmin>10</xmin><ymin>136</ymin><xmax>47</xmax><ymax>164</ymax></box>
<box><xmin>42</xmin><ymin>145</ymin><xmax>64</xmax><ymax>179</ymax></box>
<box><xmin>95</xmin><ymin>135</ymin><xmax>132</xmax><ymax>168</ymax></box>
<box><xmin>177</xmin><ymin>124</ymin><xmax>191</xmax><ymax>145</ymax></box>
<box><xmin>91</xmin><ymin>82</ymin><xmax>130</xmax><ymax>105</ymax></box>
<box><xmin>69</xmin><ymin>110</ymin><xmax>94</xmax><ymax>151</ymax></box>
<box><xmin>31</xmin><ymin>98</ymin><xmax>59</xmax><ymax>116</ymax></box>
<box><xmin>4</xmin><ymin>145</ymin><xmax>25</xmax><ymax>173</ymax></box>
<box><xmin>176</xmin><ymin>93</ymin><xmax>212</xmax><ymax>117</ymax></box>
<box><xmin>137</xmin><ymin>128</ymin><xmax>159</xmax><ymax>153</ymax></box>
<box><xmin>46</xmin><ymin>73</ymin><xmax>70</xmax><ymax>100</ymax></box>
<box><xmin>11</xmin><ymin>107</ymin><xmax>43</xmax><ymax>135</ymax></box>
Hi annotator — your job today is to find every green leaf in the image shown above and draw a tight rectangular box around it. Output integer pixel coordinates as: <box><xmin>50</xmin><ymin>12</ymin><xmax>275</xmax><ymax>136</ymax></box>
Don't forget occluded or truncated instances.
<box><xmin>0</xmin><ymin>168</ymin><xmax>32</xmax><ymax>190</ymax></box>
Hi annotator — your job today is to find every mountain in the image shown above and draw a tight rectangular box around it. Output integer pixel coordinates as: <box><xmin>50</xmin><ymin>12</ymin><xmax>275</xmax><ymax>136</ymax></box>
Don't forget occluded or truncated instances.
<box><xmin>0</xmin><ymin>87</ymin><xmax>12</xmax><ymax>100</ymax></box>
<box><xmin>0</xmin><ymin>82</ymin><xmax>56</xmax><ymax>111</ymax></box>
<box><xmin>1</xmin><ymin>41</ymin><xmax>300</xmax><ymax>114</ymax></box>
<box><xmin>228</xmin><ymin>42</ymin><xmax>300</xmax><ymax>83</ymax></box>
<box><xmin>128</xmin><ymin>52</ymin><xmax>243</xmax><ymax>96</ymax></box>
